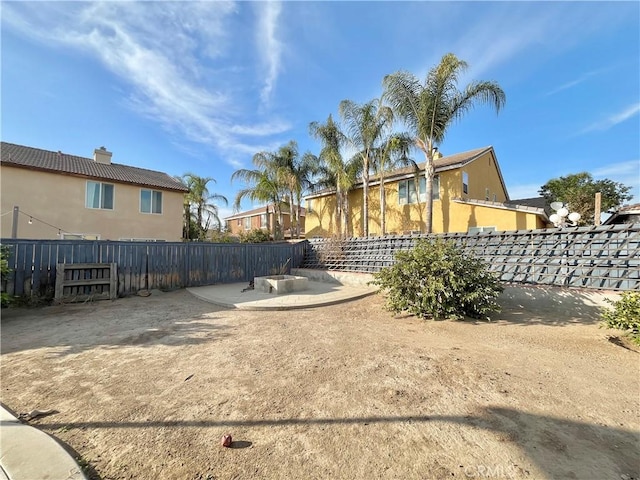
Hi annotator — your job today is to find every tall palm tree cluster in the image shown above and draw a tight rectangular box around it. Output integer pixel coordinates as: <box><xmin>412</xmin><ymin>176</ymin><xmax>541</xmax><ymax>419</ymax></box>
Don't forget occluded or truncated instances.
<box><xmin>183</xmin><ymin>53</ymin><xmax>506</xmax><ymax>241</ymax></box>
<box><xmin>180</xmin><ymin>173</ymin><xmax>228</xmax><ymax>241</ymax></box>
<box><xmin>231</xmin><ymin>140</ymin><xmax>315</xmax><ymax>240</ymax></box>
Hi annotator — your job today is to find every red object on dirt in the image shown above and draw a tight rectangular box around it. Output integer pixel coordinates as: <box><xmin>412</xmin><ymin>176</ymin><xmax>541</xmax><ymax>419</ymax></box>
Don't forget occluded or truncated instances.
<box><xmin>221</xmin><ymin>434</ymin><xmax>233</xmax><ymax>447</ymax></box>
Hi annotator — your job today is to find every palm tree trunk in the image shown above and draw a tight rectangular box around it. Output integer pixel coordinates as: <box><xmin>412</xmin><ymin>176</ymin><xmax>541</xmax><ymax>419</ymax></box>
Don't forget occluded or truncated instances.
<box><xmin>335</xmin><ymin>190</ymin><xmax>343</xmax><ymax>237</ymax></box>
<box><xmin>362</xmin><ymin>161</ymin><xmax>369</xmax><ymax>237</ymax></box>
<box><xmin>423</xmin><ymin>149</ymin><xmax>434</xmax><ymax>234</ymax></box>
<box><xmin>380</xmin><ymin>172</ymin><xmax>386</xmax><ymax>235</ymax></box>
<box><xmin>343</xmin><ymin>193</ymin><xmax>350</xmax><ymax>237</ymax></box>
<box><xmin>289</xmin><ymin>191</ymin><xmax>296</xmax><ymax>239</ymax></box>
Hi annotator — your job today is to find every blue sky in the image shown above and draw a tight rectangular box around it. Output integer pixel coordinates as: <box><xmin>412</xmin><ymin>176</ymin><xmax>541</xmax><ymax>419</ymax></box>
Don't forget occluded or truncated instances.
<box><xmin>2</xmin><ymin>1</ymin><xmax>639</xmax><ymax>221</ymax></box>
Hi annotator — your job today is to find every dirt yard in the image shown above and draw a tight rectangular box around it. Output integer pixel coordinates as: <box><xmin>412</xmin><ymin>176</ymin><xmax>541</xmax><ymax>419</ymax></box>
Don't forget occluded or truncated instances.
<box><xmin>1</xmin><ymin>286</ymin><xmax>639</xmax><ymax>480</ymax></box>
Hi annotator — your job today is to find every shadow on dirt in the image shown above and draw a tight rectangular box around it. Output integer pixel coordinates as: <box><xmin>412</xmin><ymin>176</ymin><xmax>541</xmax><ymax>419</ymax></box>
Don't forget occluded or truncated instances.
<box><xmin>487</xmin><ymin>285</ymin><xmax>619</xmax><ymax>326</ymax></box>
<box><xmin>0</xmin><ymin>290</ymin><xmax>232</xmax><ymax>355</ymax></box>
<box><xmin>36</xmin><ymin>407</ymin><xmax>638</xmax><ymax>480</ymax></box>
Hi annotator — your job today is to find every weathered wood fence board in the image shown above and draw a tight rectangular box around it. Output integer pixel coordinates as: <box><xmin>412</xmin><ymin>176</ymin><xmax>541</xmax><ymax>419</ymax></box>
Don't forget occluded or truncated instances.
<box><xmin>302</xmin><ymin>224</ymin><xmax>640</xmax><ymax>291</ymax></box>
<box><xmin>55</xmin><ymin>263</ymin><xmax>117</xmax><ymax>302</ymax></box>
<box><xmin>1</xmin><ymin>240</ymin><xmax>307</xmax><ymax>299</ymax></box>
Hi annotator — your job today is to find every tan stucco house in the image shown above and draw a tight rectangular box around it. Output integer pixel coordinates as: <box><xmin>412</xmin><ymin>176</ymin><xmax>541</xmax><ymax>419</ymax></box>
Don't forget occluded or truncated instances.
<box><xmin>304</xmin><ymin>146</ymin><xmax>550</xmax><ymax>237</ymax></box>
<box><xmin>1</xmin><ymin>142</ymin><xmax>188</xmax><ymax>241</ymax></box>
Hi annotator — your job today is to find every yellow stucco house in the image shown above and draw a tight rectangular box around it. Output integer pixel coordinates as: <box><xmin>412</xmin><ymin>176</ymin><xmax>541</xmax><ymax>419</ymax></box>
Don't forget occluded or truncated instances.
<box><xmin>1</xmin><ymin>142</ymin><xmax>188</xmax><ymax>241</ymax></box>
<box><xmin>304</xmin><ymin>146</ymin><xmax>549</xmax><ymax>237</ymax></box>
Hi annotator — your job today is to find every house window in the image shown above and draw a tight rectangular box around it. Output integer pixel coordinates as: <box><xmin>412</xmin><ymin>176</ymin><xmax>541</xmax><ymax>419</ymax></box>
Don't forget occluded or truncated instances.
<box><xmin>486</xmin><ymin>188</ymin><xmax>490</xmax><ymax>201</ymax></box>
<box><xmin>86</xmin><ymin>181</ymin><xmax>114</xmax><ymax>210</ymax></box>
<box><xmin>244</xmin><ymin>217</ymin><xmax>251</xmax><ymax>230</ymax></box>
<box><xmin>260</xmin><ymin>214</ymin><xmax>267</xmax><ymax>228</ymax></box>
<box><xmin>462</xmin><ymin>171</ymin><xmax>469</xmax><ymax>195</ymax></box>
<box><xmin>237</xmin><ymin>218</ymin><xmax>242</xmax><ymax>226</ymax></box>
<box><xmin>468</xmin><ymin>226</ymin><xmax>496</xmax><ymax>234</ymax></box>
<box><xmin>140</xmin><ymin>189</ymin><xmax>162</xmax><ymax>214</ymax></box>
<box><xmin>307</xmin><ymin>199</ymin><xmax>313</xmax><ymax>212</ymax></box>
<box><xmin>61</xmin><ymin>233</ymin><xmax>101</xmax><ymax>240</ymax></box>
<box><xmin>399</xmin><ymin>176</ymin><xmax>440</xmax><ymax>204</ymax></box>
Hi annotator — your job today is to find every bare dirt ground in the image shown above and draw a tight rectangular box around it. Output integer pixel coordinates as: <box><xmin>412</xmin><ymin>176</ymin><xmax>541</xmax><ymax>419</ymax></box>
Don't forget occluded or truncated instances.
<box><xmin>1</xmin><ymin>286</ymin><xmax>639</xmax><ymax>480</ymax></box>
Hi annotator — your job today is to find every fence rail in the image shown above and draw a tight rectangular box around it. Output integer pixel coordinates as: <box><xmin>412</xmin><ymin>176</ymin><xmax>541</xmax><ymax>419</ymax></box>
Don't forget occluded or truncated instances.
<box><xmin>302</xmin><ymin>224</ymin><xmax>640</xmax><ymax>291</ymax></box>
<box><xmin>1</xmin><ymin>239</ymin><xmax>307</xmax><ymax>299</ymax></box>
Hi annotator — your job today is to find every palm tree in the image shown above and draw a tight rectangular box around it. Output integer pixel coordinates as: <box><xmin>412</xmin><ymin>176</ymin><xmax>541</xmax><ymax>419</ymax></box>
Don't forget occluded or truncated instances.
<box><xmin>181</xmin><ymin>173</ymin><xmax>228</xmax><ymax>240</ymax></box>
<box><xmin>339</xmin><ymin>98</ymin><xmax>393</xmax><ymax>236</ymax></box>
<box><xmin>373</xmin><ymin>132</ymin><xmax>416</xmax><ymax>235</ymax></box>
<box><xmin>383</xmin><ymin>53</ymin><xmax>506</xmax><ymax>233</ymax></box>
<box><xmin>232</xmin><ymin>152</ymin><xmax>284</xmax><ymax>240</ymax></box>
<box><xmin>272</xmin><ymin>141</ymin><xmax>317</xmax><ymax>238</ymax></box>
<box><xmin>309</xmin><ymin>114</ymin><xmax>358</xmax><ymax>237</ymax></box>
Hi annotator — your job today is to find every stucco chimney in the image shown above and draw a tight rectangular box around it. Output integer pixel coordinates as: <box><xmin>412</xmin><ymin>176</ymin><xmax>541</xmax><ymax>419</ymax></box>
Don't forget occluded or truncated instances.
<box><xmin>94</xmin><ymin>146</ymin><xmax>112</xmax><ymax>164</ymax></box>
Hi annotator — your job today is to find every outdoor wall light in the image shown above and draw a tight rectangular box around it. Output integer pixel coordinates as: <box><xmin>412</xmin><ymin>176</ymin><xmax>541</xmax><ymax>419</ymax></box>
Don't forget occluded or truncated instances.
<box><xmin>549</xmin><ymin>202</ymin><xmax>581</xmax><ymax>227</ymax></box>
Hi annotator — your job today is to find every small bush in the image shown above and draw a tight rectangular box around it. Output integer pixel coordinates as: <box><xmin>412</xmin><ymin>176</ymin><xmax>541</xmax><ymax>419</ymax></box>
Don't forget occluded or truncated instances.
<box><xmin>1</xmin><ymin>245</ymin><xmax>11</xmax><ymax>307</ymax></box>
<box><xmin>370</xmin><ymin>238</ymin><xmax>503</xmax><ymax>320</ymax></box>
<box><xmin>601</xmin><ymin>291</ymin><xmax>640</xmax><ymax>345</ymax></box>
<box><xmin>238</xmin><ymin>229</ymin><xmax>271</xmax><ymax>243</ymax></box>
<box><xmin>209</xmin><ymin>230</ymin><xmax>237</xmax><ymax>243</ymax></box>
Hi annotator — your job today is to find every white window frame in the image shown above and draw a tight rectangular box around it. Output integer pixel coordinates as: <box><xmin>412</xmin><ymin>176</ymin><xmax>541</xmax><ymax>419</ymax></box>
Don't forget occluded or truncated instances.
<box><xmin>260</xmin><ymin>214</ymin><xmax>267</xmax><ymax>229</ymax></box>
<box><xmin>118</xmin><ymin>238</ymin><xmax>166</xmax><ymax>242</ymax></box>
<box><xmin>85</xmin><ymin>181</ymin><xmax>114</xmax><ymax>210</ymax></box>
<box><xmin>244</xmin><ymin>217</ymin><xmax>251</xmax><ymax>230</ymax></box>
<box><xmin>432</xmin><ymin>175</ymin><xmax>440</xmax><ymax>200</ymax></box>
<box><xmin>398</xmin><ymin>175</ymin><xmax>440</xmax><ymax>204</ymax></box>
<box><xmin>462</xmin><ymin>171</ymin><xmax>469</xmax><ymax>195</ymax></box>
<box><xmin>140</xmin><ymin>189</ymin><xmax>163</xmax><ymax>214</ymax></box>
<box><xmin>61</xmin><ymin>233</ymin><xmax>101</xmax><ymax>240</ymax></box>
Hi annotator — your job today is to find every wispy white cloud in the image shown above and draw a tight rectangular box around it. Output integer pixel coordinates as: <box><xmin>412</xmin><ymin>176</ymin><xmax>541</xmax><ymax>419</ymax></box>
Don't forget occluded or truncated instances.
<box><xmin>544</xmin><ymin>68</ymin><xmax>607</xmax><ymax>97</ymax></box>
<box><xmin>580</xmin><ymin>103</ymin><xmax>640</xmax><ymax>134</ymax></box>
<box><xmin>2</xmin><ymin>1</ymin><xmax>291</xmax><ymax>167</ymax></box>
<box><xmin>592</xmin><ymin>159</ymin><xmax>640</xmax><ymax>202</ymax></box>
<box><xmin>452</xmin><ymin>3</ymin><xmax>628</xmax><ymax>84</ymax></box>
<box><xmin>229</xmin><ymin>121</ymin><xmax>291</xmax><ymax>136</ymax></box>
<box><xmin>592</xmin><ymin>160</ymin><xmax>640</xmax><ymax>178</ymax></box>
<box><xmin>256</xmin><ymin>1</ymin><xmax>283</xmax><ymax>106</ymax></box>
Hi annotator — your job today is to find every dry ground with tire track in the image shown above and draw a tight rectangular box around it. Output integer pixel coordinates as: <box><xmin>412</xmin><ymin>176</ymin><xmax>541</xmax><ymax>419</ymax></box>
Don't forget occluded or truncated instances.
<box><xmin>1</xmin><ymin>287</ymin><xmax>638</xmax><ymax>480</ymax></box>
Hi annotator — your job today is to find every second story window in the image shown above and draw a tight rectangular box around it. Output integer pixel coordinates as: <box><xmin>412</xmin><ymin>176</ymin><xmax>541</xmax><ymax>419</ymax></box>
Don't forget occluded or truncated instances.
<box><xmin>463</xmin><ymin>171</ymin><xmax>469</xmax><ymax>195</ymax></box>
<box><xmin>399</xmin><ymin>176</ymin><xmax>440</xmax><ymax>204</ymax></box>
<box><xmin>141</xmin><ymin>189</ymin><xmax>163</xmax><ymax>214</ymax></box>
<box><xmin>86</xmin><ymin>181</ymin><xmax>114</xmax><ymax>210</ymax></box>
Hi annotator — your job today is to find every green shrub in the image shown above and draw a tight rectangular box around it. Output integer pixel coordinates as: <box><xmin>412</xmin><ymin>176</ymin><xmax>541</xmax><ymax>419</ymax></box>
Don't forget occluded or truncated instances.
<box><xmin>370</xmin><ymin>238</ymin><xmax>503</xmax><ymax>320</ymax></box>
<box><xmin>1</xmin><ymin>245</ymin><xmax>11</xmax><ymax>307</ymax></box>
<box><xmin>238</xmin><ymin>229</ymin><xmax>271</xmax><ymax>243</ymax></box>
<box><xmin>601</xmin><ymin>291</ymin><xmax>640</xmax><ymax>345</ymax></box>
<box><xmin>209</xmin><ymin>230</ymin><xmax>237</xmax><ymax>243</ymax></box>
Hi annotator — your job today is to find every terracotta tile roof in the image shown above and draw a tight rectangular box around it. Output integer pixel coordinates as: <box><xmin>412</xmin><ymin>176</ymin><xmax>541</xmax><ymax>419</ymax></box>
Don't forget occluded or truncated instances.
<box><xmin>1</xmin><ymin>142</ymin><xmax>188</xmax><ymax>192</ymax></box>
<box><xmin>225</xmin><ymin>203</ymin><xmax>306</xmax><ymax>221</ymax></box>
<box><xmin>616</xmin><ymin>203</ymin><xmax>640</xmax><ymax>213</ymax></box>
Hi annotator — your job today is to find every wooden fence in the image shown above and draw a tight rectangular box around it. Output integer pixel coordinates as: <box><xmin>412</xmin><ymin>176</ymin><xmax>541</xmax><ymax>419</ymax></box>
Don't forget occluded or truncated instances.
<box><xmin>302</xmin><ymin>224</ymin><xmax>640</xmax><ymax>291</ymax></box>
<box><xmin>1</xmin><ymin>239</ymin><xmax>307</xmax><ymax>299</ymax></box>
